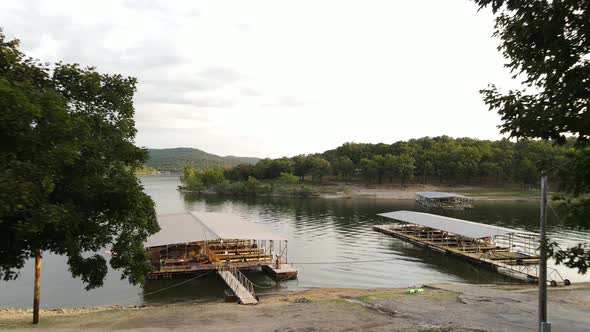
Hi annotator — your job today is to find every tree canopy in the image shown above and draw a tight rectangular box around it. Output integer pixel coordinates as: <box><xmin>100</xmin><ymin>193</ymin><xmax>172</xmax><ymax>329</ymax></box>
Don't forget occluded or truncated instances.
<box><xmin>474</xmin><ymin>0</ymin><xmax>590</xmax><ymax>144</ymax></box>
<box><xmin>0</xmin><ymin>30</ymin><xmax>159</xmax><ymax>287</ymax></box>
<box><xmin>180</xmin><ymin>136</ymin><xmax>574</xmax><ymax>195</ymax></box>
<box><xmin>474</xmin><ymin>0</ymin><xmax>590</xmax><ymax>274</ymax></box>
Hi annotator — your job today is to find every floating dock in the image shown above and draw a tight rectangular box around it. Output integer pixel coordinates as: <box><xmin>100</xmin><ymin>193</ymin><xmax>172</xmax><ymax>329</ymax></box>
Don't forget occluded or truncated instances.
<box><xmin>375</xmin><ymin>211</ymin><xmax>568</xmax><ymax>285</ymax></box>
<box><xmin>416</xmin><ymin>192</ymin><xmax>473</xmax><ymax>210</ymax></box>
<box><xmin>145</xmin><ymin>212</ymin><xmax>298</xmax><ymax>303</ymax></box>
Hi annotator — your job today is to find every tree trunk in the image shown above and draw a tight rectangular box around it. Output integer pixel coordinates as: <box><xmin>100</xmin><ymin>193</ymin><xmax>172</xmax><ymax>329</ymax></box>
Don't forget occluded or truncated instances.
<box><xmin>33</xmin><ymin>250</ymin><xmax>42</xmax><ymax>324</ymax></box>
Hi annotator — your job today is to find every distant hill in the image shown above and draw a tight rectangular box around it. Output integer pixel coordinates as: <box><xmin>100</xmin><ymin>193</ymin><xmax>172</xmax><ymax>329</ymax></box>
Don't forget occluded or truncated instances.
<box><xmin>146</xmin><ymin>148</ymin><xmax>260</xmax><ymax>171</ymax></box>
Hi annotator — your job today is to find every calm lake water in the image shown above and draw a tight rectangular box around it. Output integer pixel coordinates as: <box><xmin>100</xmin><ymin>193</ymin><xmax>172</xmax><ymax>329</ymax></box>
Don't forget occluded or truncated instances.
<box><xmin>2</xmin><ymin>175</ymin><xmax>589</xmax><ymax>308</ymax></box>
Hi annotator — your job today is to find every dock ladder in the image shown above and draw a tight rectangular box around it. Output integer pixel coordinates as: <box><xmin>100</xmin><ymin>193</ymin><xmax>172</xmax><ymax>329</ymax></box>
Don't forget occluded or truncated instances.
<box><xmin>217</xmin><ymin>265</ymin><xmax>258</xmax><ymax>304</ymax></box>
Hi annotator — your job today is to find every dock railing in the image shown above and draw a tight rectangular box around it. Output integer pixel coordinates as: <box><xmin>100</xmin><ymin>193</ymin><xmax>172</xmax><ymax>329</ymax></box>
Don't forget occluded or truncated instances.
<box><xmin>218</xmin><ymin>264</ymin><xmax>256</xmax><ymax>297</ymax></box>
<box><xmin>476</xmin><ymin>250</ymin><xmax>565</xmax><ymax>284</ymax></box>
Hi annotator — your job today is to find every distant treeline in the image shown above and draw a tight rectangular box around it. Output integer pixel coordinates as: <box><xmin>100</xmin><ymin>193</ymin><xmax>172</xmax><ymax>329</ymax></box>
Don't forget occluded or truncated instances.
<box><xmin>146</xmin><ymin>147</ymin><xmax>259</xmax><ymax>171</ymax></box>
<box><xmin>180</xmin><ymin>136</ymin><xmax>575</xmax><ymax>195</ymax></box>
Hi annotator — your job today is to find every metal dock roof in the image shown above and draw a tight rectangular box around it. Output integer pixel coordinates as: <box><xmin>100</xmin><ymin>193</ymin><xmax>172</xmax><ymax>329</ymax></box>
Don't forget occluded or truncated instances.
<box><xmin>416</xmin><ymin>191</ymin><xmax>470</xmax><ymax>199</ymax></box>
<box><xmin>146</xmin><ymin>211</ymin><xmax>287</xmax><ymax>247</ymax></box>
<box><xmin>378</xmin><ymin>210</ymin><xmax>535</xmax><ymax>239</ymax></box>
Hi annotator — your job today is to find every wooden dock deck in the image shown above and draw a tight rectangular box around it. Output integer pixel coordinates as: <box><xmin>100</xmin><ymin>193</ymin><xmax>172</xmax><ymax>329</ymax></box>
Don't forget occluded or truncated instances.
<box><xmin>263</xmin><ymin>264</ymin><xmax>298</xmax><ymax>280</ymax></box>
<box><xmin>374</xmin><ymin>224</ymin><xmax>548</xmax><ymax>283</ymax></box>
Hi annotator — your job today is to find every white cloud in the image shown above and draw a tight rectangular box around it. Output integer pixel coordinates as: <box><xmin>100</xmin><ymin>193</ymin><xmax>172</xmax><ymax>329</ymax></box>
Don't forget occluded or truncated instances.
<box><xmin>1</xmin><ymin>0</ymin><xmax>520</xmax><ymax>158</ymax></box>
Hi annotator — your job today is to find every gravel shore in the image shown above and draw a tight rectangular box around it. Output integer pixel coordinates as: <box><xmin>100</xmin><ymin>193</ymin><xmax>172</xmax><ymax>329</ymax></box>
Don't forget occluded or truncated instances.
<box><xmin>2</xmin><ymin>282</ymin><xmax>589</xmax><ymax>331</ymax></box>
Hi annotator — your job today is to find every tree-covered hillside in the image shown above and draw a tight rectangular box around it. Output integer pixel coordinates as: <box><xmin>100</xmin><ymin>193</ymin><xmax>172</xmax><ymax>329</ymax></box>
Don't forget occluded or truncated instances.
<box><xmin>179</xmin><ymin>136</ymin><xmax>577</xmax><ymax>196</ymax></box>
<box><xmin>146</xmin><ymin>148</ymin><xmax>259</xmax><ymax>171</ymax></box>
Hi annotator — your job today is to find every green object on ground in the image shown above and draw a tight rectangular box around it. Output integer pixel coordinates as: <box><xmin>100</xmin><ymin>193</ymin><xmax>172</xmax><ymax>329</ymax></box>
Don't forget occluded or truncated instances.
<box><xmin>405</xmin><ymin>287</ymin><xmax>424</xmax><ymax>295</ymax></box>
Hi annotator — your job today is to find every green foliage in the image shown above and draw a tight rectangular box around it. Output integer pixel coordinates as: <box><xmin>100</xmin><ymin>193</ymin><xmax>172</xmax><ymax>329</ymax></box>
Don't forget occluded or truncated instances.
<box><xmin>308</xmin><ymin>156</ymin><xmax>331</xmax><ymax>182</ymax></box>
<box><xmin>292</xmin><ymin>155</ymin><xmax>313</xmax><ymax>181</ymax></box>
<box><xmin>179</xmin><ymin>165</ymin><xmax>226</xmax><ymax>191</ymax></box>
<box><xmin>332</xmin><ymin>156</ymin><xmax>355</xmax><ymax>179</ymax></box>
<box><xmin>474</xmin><ymin>0</ymin><xmax>590</xmax><ymax>144</ymax></box>
<box><xmin>359</xmin><ymin>158</ymin><xmax>379</xmax><ymax>182</ymax></box>
<box><xmin>224</xmin><ymin>163</ymin><xmax>255</xmax><ymax>181</ymax></box>
<box><xmin>146</xmin><ymin>147</ymin><xmax>259</xmax><ymax>171</ymax></box>
<box><xmin>475</xmin><ymin>1</ymin><xmax>590</xmax><ymax>273</ymax></box>
<box><xmin>254</xmin><ymin>158</ymin><xmax>294</xmax><ymax>179</ymax></box>
<box><xmin>201</xmin><ymin>166</ymin><xmax>225</xmax><ymax>188</ymax></box>
<box><xmin>180</xmin><ymin>165</ymin><xmax>205</xmax><ymax>192</ymax></box>
<box><xmin>218</xmin><ymin>136</ymin><xmax>570</xmax><ymax>188</ymax></box>
<box><xmin>395</xmin><ymin>154</ymin><xmax>416</xmax><ymax>186</ymax></box>
<box><xmin>279</xmin><ymin>172</ymin><xmax>299</xmax><ymax>185</ymax></box>
<box><xmin>0</xmin><ymin>31</ymin><xmax>158</xmax><ymax>288</ymax></box>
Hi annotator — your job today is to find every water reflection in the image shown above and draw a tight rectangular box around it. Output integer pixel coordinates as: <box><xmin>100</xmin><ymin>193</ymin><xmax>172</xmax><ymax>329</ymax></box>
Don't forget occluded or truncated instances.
<box><xmin>1</xmin><ymin>175</ymin><xmax>588</xmax><ymax>308</ymax></box>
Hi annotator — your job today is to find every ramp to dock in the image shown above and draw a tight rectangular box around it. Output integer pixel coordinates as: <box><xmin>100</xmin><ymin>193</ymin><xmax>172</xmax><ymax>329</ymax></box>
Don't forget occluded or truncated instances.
<box><xmin>217</xmin><ymin>266</ymin><xmax>258</xmax><ymax>305</ymax></box>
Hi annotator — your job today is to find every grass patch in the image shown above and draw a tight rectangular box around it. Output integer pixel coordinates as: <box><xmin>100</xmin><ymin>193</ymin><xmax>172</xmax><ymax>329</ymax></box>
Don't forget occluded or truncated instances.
<box><xmin>355</xmin><ymin>290</ymin><xmax>458</xmax><ymax>302</ymax></box>
<box><xmin>312</xmin><ymin>297</ymin><xmax>351</xmax><ymax>304</ymax></box>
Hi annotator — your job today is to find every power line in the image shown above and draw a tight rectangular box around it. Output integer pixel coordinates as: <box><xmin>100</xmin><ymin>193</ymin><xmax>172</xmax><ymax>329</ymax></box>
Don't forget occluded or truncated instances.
<box><xmin>290</xmin><ymin>257</ymin><xmax>398</xmax><ymax>265</ymax></box>
<box><xmin>104</xmin><ymin>270</ymin><xmax>214</xmax><ymax>306</ymax></box>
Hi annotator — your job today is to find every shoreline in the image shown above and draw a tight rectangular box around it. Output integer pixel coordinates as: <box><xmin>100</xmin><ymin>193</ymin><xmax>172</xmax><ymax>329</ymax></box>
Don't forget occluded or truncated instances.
<box><xmin>178</xmin><ymin>181</ymin><xmax>542</xmax><ymax>202</ymax></box>
<box><xmin>2</xmin><ymin>282</ymin><xmax>589</xmax><ymax>331</ymax></box>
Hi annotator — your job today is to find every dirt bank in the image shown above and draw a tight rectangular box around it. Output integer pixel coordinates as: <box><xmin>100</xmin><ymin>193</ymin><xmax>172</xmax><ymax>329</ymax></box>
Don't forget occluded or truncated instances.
<box><xmin>2</xmin><ymin>282</ymin><xmax>589</xmax><ymax>331</ymax></box>
<box><xmin>320</xmin><ymin>183</ymin><xmax>540</xmax><ymax>201</ymax></box>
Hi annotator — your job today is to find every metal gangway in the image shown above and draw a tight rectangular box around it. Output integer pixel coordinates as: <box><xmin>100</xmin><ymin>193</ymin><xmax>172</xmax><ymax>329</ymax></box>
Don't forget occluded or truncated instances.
<box><xmin>217</xmin><ymin>264</ymin><xmax>258</xmax><ymax>304</ymax></box>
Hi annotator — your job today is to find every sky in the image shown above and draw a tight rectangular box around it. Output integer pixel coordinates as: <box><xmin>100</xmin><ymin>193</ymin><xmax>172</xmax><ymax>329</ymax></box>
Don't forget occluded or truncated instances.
<box><xmin>0</xmin><ymin>0</ymin><xmax>520</xmax><ymax>158</ymax></box>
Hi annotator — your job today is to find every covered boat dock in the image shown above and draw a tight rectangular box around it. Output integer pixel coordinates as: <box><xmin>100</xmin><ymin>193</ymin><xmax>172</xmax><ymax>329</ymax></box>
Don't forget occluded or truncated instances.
<box><xmin>374</xmin><ymin>211</ymin><xmax>568</xmax><ymax>285</ymax></box>
<box><xmin>145</xmin><ymin>211</ymin><xmax>297</xmax><ymax>304</ymax></box>
<box><xmin>416</xmin><ymin>191</ymin><xmax>473</xmax><ymax>210</ymax></box>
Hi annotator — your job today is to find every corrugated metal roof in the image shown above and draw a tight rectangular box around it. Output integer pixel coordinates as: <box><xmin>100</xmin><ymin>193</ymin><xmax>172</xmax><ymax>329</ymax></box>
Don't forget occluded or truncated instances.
<box><xmin>416</xmin><ymin>192</ymin><xmax>469</xmax><ymax>199</ymax></box>
<box><xmin>378</xmin><ymin>210</ymin><xmax>532</xmax><ymax>239</ymax></box>
<box><xmin>190</xmin><ymin>211</ymin><xmax>287</xmax><ymax>242</ymax></box>
<box><xmin>146</xmin><ymin>211</ymin><xmax>287</xmax><ymax>247</ymax></box>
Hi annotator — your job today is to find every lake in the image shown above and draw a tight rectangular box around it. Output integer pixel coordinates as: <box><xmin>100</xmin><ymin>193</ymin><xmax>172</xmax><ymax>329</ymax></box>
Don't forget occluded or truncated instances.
<box><xmin>1</xmin><ymin>175</ymin><xmax>589</xmax><ymax>308</ymax></box>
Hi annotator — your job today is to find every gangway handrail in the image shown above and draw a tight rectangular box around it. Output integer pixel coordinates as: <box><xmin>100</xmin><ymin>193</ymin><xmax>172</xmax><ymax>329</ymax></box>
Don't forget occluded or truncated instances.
<box><xmin>218</xmin><ymin>264</ymin><xmax>256</xmax><ymax>297</ymax></box>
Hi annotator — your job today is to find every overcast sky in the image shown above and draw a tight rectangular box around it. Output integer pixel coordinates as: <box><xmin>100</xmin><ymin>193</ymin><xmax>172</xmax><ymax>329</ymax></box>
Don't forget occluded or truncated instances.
<box><xmin>1</xmin><ymin>0</ymin><xmax>519</xmax><ymax>158</ymax></box>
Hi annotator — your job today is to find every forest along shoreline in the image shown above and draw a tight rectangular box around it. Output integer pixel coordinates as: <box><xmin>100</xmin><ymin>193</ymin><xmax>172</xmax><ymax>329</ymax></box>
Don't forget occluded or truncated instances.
<box><xmin>178</xmin><ymin>180</ymin><xmax>544</xmax><ymax>202</ymax></box>
<box><xmin>2</xmin><ymin>282</ymin><xmax>589</xmax><ymax>331</ymax></box>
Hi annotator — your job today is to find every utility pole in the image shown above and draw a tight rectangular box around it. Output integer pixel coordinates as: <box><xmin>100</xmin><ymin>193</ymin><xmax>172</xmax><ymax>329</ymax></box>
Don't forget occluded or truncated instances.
<box><xmin>539</xmin><ymin>175</ymin><xmax>550</xmax><ymax>332</ymax></box>
<box><xmin>32</xmin><ymin>250</ymin><xmax>42</xmax><ymax>324</ymax></box>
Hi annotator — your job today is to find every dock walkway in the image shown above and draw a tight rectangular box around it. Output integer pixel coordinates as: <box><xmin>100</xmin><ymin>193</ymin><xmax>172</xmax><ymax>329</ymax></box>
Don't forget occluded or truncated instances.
<box><xmin>217</xmin><ymin>265</ymin><xmax>258</xmax><ymax>305</ymax></box>
<box><xmin>374</xmin><ymin>223</ymin><xmax>565</xmax><ymax>284</ymax></box>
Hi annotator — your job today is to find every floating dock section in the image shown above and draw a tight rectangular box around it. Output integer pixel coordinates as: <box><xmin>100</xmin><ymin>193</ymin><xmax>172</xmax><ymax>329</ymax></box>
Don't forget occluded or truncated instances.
<box><xmin>375</xmin><ymin>211</ymin><xmax>568</xmax><ymax>285</ymax></box>
<box><xmin>145</xmin><ymin>211</ymin><xmax>298</xmax><ymax>304</ymax></box>
<box><xmin>416</xmin><ymin>192</ymin><xmax>473</xmax><ymax>210</ymax></box>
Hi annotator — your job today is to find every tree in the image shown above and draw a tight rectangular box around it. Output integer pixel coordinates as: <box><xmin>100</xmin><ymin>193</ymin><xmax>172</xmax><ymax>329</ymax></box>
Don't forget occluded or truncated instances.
<box><xmin>0</xmin><ymin>31</ymin><xmax>159</xmax><ymax>323</ymax></box>
<box><xmin>381</xmin><ymin>154</ymin><xmax>398</xmax><ymax>183</ymax></box>
<box><xmin>332</xmin><ymin>156</ymin><xmax>355</xmax><ymax>180</ymax></box>
<box><xmin>309</xmin><ymin>156</ymin><xmax>331</xmax><ymax>182</ymax></box>
<box><xmin>475</xmin><ymin>0</ymin><xmax>590</xmax><ymax>144</ymax></box>
<box><xmin>224</xmin><ymin>163</ymin><xmax>255</xmax><ymax>181</ymax></box>
<box><xmin>279</xmin><ymin>172</ymin><xmax>299</xmax><ymax>185</ymax></box>
<box><xmin>201</xmin><ymin>166</ymin><xmax>225</xmax><ymax>188</ymax></box>
<box><xmin>474</xmin><ymin>1</ymin><xmax>590</xmax><ymax>273</ymax></box>
<box><xmin>180</xmin><ymin>165</ymin><xmax>205</xmax><ymax>192</ymax></box>
<box><xmin>245</xmin><ymin>176</ymin><xmax>259</xmax><ymax>195</ymax></box>
<box><xmin>395</xmin><ymin>154</ymin><xmax>416</xmax><ymax>186</ymax></box>
<box><xmin>292</xmin><ymin>155</ymin><xmax>312</xmax><ymax>181</ymax></box>
<box><xmin>359</xmin><ymin>158</ymin><xmax>378</xmax><ymax>183</ymax></box>
<box><xmin>372</xmin><ymin>155</ymin><xmax>386</xmax><ymax>184</ymax></box>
